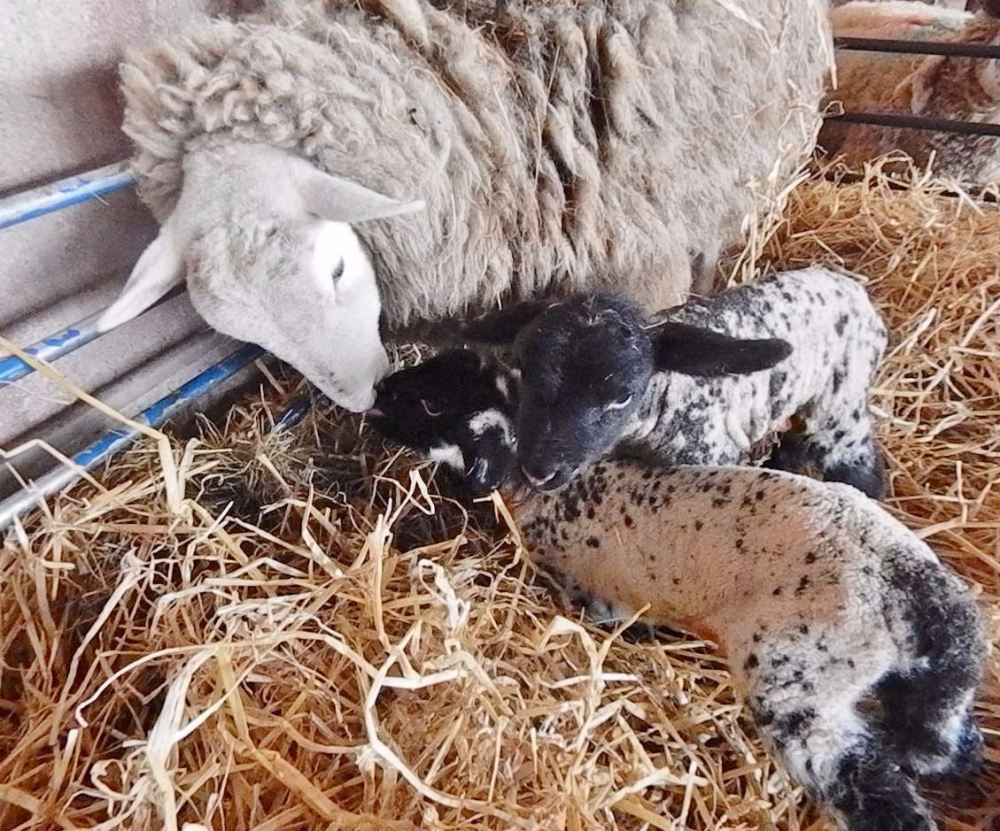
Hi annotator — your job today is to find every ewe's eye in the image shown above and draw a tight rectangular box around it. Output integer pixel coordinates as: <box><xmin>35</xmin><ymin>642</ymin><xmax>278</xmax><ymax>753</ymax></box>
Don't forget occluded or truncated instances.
<box><xmin>605</xmin><ymin>394</ymin><xmax>633</xmax><ymax>411</ymax></box>
<box><xmin>421</xmin><ymin>399</ymin><xmax>442</xmax><ymax>417</ymax></box>
<box><xmin>331</xmin><ymin>259</ymin><xmax>345</xmax><ymax>283</ymax></box>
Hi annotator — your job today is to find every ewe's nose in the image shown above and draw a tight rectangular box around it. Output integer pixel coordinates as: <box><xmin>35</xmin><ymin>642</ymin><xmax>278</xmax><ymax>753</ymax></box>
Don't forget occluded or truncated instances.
<box><xmin>339</xmin><ymin>386</ymin><xmax>377</xmax><ymax>413</ymax></box>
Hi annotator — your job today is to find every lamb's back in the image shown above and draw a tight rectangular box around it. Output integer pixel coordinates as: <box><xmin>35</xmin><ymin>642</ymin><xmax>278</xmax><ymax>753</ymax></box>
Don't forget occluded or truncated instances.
<box><xmin>519</xmin><ymin>464</ymin><xmax>905</xmax><ymax>646</ymax></box>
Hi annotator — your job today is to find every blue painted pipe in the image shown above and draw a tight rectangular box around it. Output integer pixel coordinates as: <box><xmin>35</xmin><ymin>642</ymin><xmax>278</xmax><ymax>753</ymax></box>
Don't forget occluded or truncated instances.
<box><xmin>0</xmin><ymin>161</ymin><xmax>136</xmax><ymax>231</ymax></box>
<box><xmin>0</xmin><ymin>312</ymin><xmax>104</xmax><ymax>386</ymax></box>
<box><xmin>0</xmin><ymin>287</ymin><xmax>186</xmax><ymax>387</ymax></box>
<box><xmin>273</xmin><ymin>396</ymin><xmax>312</xmax><ymax>432</ymax></box>
<box><xmin>0</xmin><ymin>344</ymin><xmax>264</xmax><ymax>530</ymax></box>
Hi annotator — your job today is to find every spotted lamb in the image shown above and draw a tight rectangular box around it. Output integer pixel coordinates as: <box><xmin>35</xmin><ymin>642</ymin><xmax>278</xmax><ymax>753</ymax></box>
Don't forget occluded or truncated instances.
<box><xmin>461</xmin><ymin>266</ymin><xmax>890</xmax><ymax>498</ymax></box>
<box><xmin>368</xmin><ymin>350</ymin><xmax>987</xmax><ymax>831</ymax></box>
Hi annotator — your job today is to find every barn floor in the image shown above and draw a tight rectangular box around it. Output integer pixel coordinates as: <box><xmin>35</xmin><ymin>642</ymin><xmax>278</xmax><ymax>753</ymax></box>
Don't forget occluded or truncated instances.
<box><xmin>1</xmin><ymin>164</ymin><xmax>997</xmax><ymax>830</ymax></box>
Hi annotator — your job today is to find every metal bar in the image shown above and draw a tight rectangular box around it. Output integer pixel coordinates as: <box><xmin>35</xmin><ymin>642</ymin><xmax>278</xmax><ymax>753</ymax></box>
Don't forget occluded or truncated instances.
<box><xmin>834</xmin><ymin>36</ymin><xmax>1000</xmax><ymax>60</ymax></box>
<box><xmin>826</xmin><ymin>110</ymin><xmax>1000</xmax><ymax>138</ymax></box>
<box><xmin>0</xmin><ymin>343</ymin><xmax>264</xmax><ymax>531</ymax></box>
<box><xmin>0</xmin><ymin>314</ymin><xmax>102</xmax><ymax>386</ymax></box>
<box><xmin>273</xmin><ymin>396</ymin><xmax>312</xmax><ymax>432</ymax></box>
<box><xmin>0</xmin><ymin>286</ymin><xmax>187</xmax><ymax>387</ymax></box>
<box><xmin>0</xmin><ymin>161</ymin><xmax>136</xmax><ymax>231</ymax></box>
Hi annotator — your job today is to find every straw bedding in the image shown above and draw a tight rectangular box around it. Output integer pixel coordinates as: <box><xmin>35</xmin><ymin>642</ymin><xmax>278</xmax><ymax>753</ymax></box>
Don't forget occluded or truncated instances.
<box><xmin>1</xmin><ymin>162</ymin><xmax>998</xmax><ymax>830</ymax></box>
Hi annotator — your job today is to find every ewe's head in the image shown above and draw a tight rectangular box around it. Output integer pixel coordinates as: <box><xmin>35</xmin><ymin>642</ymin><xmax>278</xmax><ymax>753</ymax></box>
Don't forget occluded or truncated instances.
<box><xmin>369</xmin><ymin>350</ymin><xmax>517</xmax><ymax>496</ymax></box>
<box><xmin>97</xmin><ymin>143</ymin><xmax>423</xmax><ymax>412</ymax></box>
<box><xmin>464</xmin><ymin>294</ymin><xmax>792</xmax><ymax>491</ymax></box>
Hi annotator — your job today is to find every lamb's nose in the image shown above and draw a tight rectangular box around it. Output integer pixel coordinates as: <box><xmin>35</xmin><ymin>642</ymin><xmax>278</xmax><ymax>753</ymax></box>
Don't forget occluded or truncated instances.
<box><xmin>522</xmin><ymin>467</ymin><xmax>557</xmax><ymax>489</ymax></box>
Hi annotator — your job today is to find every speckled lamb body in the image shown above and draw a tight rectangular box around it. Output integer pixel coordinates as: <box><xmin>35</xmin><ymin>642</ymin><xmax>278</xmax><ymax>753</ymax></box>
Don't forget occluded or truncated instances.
<box><xmin>629</xmin><ymin>267</ymin><xmax>889</xmax><ymax>492</ymax></box>
<box><xmin>516</xmin><ymin>463</ymin><xmax>985</xmax><ymax>831</ymax></box>
<box><xmin>369</xmin><ymin>350</ymin><xmax>988</xmax><ymax>831</ymax></box>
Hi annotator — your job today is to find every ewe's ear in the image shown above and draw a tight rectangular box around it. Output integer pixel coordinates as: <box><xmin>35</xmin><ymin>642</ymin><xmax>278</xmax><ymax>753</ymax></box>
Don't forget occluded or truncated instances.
<box><xmin>297</xmin><ymin>165</ymin><xmax>424</xmax><ymax>223</ymax></box>
<box><xmin>460</xmin><ymin>301</ymin><xmax>551</xmax><ymax>345</ymax></box>
<box><xmin>97</xmin><ymin>215</ymin><xmax>185</xmax><ymax>332</ymax></box>
<box><xmin>651</xmin><ymin>322</ymin><xmax>792</xmax><ymax>376</ymax></box>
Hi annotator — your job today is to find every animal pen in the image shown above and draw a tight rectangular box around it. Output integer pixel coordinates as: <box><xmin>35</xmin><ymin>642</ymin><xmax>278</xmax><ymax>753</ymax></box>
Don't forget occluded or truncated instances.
<box><xmin>0</xmin><ymin>15</ymin><xmax>998</xmax><ymax>831</ymax></box>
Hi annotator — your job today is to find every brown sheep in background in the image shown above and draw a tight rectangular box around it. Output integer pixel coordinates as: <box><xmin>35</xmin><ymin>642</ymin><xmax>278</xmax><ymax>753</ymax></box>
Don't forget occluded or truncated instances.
<box><xmin>820</xmin><ymin>1</ymin><xmax>1000</xmax><ymax>184</ymax></box>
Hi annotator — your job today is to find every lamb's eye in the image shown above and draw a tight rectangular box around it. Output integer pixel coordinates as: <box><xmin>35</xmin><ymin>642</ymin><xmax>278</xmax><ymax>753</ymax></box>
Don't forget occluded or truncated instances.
<box><xmin>605</xmin><ymin>394</ymin><xmax>633</xmax><ymax>411</ymax></box>
<box><xmin>331</xmin><ymin>259</ymin><xmax>345</xmax><ymax>283</ymax></box>
<box><xmin>421</xmin><ymin>399</ymin><xmax>442</xmax><ymax>417</ymax></box>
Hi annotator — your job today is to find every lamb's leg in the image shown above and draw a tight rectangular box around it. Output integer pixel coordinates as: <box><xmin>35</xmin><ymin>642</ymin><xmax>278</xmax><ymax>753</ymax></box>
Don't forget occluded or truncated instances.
<box><xmin>821</xmin><ymin>431</ymin><xmax>887</xmax><ymax>500</ymax></box>
<box><xmin>533</xmin><ymin>563</ymin><xmax>679</xmax><ymax>642</ymax></box>
<box><xmin>875</xmin><ymin>557</ymin><xmax>988</xmax><ymax>777</ymax></box>
<box><xmin>749</xmin><ymin>694</ymin><xmax>936</xmax><ymax>830</ymax></box>
<box><xmin>821</xmin><ymin>744</ymin><xmax>937</xmax><ymax>831</ymax></box>
<box><xmin>766</xmin><ymin>422</ymin><xmax>886</xmax><ymax>499</ymax></box>
<box><xmin>767</xmin><ymin>341</ymin><xmax>888</xmax><ymax>498</ymax></box>
<box><xmin>877</xmin><ymin>670</ymin><xmax>983</xmax><ymax>777</ymax></box>
<box><xmin>739</xmin><ymin>635</ymin><xmax>936</xmax><ymax>830</ymax></box>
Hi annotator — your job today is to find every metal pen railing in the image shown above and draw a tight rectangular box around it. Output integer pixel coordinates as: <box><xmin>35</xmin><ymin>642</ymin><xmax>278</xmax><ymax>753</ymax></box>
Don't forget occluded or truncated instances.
<box><xmin>0</xmin><ymin>161</ymin><xmax>136</xmax><ymax>230</ymax></box>
<box><xmin>0</xmin><ymin>163</ymin><xmax>267</xmax><ymax>530</ymax></box>
<box><xmin>827</xmin><ymin>35</ymin><xmax>1000</xmax><ymax>140</ymax></box>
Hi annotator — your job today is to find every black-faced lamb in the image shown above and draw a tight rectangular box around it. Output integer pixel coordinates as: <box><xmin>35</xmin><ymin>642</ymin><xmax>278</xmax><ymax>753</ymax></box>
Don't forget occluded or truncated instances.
<box><xmin>368</xmin><ymin>350</ymin><xmax>988</xmax><ymax>831</ymax></box>
<box><xmin>462</xmin><ymin>266</ymin><xmax>890</xmax><ymax>498</ymax></box>
<box><xmin>369</xmin><ymin>348</ymin><xmax>519</xmax><ymax>496</ymax></box>
<box><xmin>94</xmin><ymin>0</ymin><xmax>831</xmax><ymax>411</ymax></box>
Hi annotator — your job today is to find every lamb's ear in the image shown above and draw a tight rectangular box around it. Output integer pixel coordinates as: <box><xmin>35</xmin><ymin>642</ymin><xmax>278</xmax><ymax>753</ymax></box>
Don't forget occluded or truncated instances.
<box><xmin>460</xmin><ymin>301</ymin><xmax>551</xmax><ymax>345</ymax></box>
<box><xmin>298</xmin><ymin>166</ymin><xmax>424</xmax><ymax>223</ymax></box>
<box><xmin>449</xmin><ymin>348</ymin><xmax>484</xmax><ymax>370</ymax></box>
<box><xmin>97</xmin><ymin>216</ymin><xmax>185</xmax><ymax>332</ymax></box>
<box><xmin>651</xmin><ymin>322</ymin><xmax>792</xmax><ymax>376</ymax></box>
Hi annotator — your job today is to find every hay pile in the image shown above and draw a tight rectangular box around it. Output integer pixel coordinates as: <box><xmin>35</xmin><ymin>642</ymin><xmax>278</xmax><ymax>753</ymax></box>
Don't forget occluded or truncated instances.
<box><xmin>1</xmin><ymin>163</ymin><xmax>997</xmax><ymax>830</ymax></box>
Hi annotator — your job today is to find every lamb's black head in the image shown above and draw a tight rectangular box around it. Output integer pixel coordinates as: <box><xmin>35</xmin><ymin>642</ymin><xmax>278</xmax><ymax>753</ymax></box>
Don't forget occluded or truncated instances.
<box><xmin>368</xmin><ymin>349</ymin><xmax>517</xmax><ymax>496</ymax></box>
<box><xmin>490</xmin><ymin>295</ymin><xmax>651</xmax><ymax>492</ymax></box>
<box><xmin>462</xmin><ymin>293</ymin><xmax>792</xmax><ymax>491</ymax></box>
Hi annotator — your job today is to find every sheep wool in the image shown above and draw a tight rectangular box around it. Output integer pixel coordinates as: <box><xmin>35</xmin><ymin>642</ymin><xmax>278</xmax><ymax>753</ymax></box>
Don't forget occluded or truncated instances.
<box><xmin>520</xmin><ymin>463</ymin><xmax>986</xmax><ymax>831</ymax></box>
<box><xmin>119</xmin><ymin>0</ymin><xmax>831</xmax><ymax>324</ymax></box>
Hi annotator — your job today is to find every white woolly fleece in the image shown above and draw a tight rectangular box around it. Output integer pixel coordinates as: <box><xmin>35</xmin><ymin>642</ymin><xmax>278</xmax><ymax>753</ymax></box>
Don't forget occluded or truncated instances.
<box><xmin>118</xmin><ymin>0</ymin><xmax>831</xmax><ymax>324</ymax></box>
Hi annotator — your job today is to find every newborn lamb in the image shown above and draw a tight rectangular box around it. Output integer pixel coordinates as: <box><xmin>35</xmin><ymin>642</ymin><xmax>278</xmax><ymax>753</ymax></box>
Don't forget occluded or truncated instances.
<box><xmin>368</xmin><ymin>350</ymin><xmax>986</xmax><ymax>831</ymax></box>
<box><xmin>462</xmin><ymin>266</ymin><xmax>889</xmax><ymax>498</ymax></box>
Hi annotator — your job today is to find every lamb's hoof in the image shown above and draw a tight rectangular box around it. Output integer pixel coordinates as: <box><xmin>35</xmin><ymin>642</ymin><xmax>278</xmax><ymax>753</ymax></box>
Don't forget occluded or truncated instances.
<box><xmin>824</xmin><ymin>458</ymin><xmax>886</xmax><ymax>500</ymax></box>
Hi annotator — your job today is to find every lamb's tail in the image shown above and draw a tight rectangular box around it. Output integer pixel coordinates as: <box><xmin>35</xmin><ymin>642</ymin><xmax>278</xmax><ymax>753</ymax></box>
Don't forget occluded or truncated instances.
<box><xmin>875</xmin><ymin>554</ymin><xmax>988</xmax><ymax>777</ymax></box>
